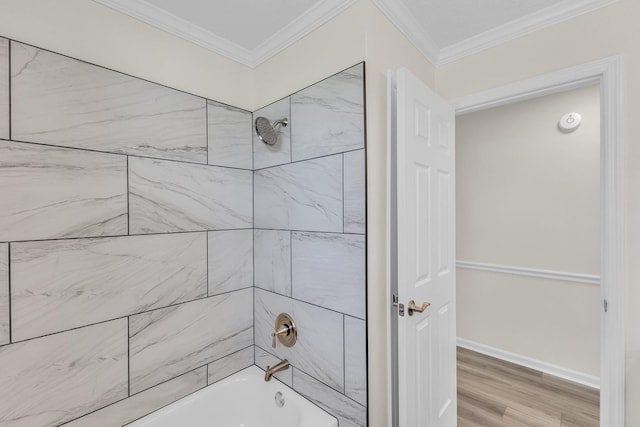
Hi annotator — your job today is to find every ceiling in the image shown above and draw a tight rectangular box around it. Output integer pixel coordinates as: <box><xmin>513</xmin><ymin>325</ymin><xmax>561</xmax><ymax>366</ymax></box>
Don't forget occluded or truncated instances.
<box><xmin>95</xmin><ymin>0</ymin><xmax>618</xmax><ymax>67</ymax></box>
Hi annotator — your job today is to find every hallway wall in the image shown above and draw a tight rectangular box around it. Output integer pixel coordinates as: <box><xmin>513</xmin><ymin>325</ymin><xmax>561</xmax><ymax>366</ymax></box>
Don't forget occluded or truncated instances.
<box><xmin>456</xmin><ymin>85</ymin><xmax>601</xmax><ymax>379</ymax></box>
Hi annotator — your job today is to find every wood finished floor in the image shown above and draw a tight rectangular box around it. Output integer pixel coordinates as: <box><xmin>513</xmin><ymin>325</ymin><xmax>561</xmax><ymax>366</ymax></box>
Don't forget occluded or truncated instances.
<box><xmin>457</xmin><ymin>347</ymin><xmax>600</xmax><ymax>427</ymax></box>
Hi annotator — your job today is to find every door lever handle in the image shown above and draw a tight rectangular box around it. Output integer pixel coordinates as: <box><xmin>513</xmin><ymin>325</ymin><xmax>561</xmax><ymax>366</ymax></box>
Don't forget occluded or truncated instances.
<box><xmin>407</xmin><ymin>300</ymin><xmax>430</xmax><ymax>316</ymax></box>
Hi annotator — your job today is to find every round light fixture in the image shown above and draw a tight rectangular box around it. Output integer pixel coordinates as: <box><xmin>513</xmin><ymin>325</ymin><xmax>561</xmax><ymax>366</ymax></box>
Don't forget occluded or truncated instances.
<box><xmin>558</xmin><ymin>112</ymin><xmax>582</xmax><ymax>133</ymax></box>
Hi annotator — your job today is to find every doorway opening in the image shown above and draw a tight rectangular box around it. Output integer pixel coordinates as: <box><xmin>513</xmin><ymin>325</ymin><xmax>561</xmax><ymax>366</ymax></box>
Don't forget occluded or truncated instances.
<box><xmin>449</xmin><ymin>56</ymin><xmax>624</xmax><ymax>427</ymax></box>
<box><xmin>455</xmin><ymin>83</ymin><xmax>601</xmax><ymax>426</ymax></box>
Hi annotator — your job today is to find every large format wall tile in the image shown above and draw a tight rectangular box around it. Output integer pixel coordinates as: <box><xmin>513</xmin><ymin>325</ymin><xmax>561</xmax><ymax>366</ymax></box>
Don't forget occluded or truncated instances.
<box><xmin>292</xmin><ymin>232</ymin><xmax>366</xmax><ymax>319</ymax></box>
<box><xmin>208</xmin><ymin>101</ymin><xmax>252</xmax><ymax>169</ymax></box>
<box><xmin>254</xmin><ymin>229</ymin><xmax>291</xmax><ymax>296</ymax></box>
<box><xmin>253</xmin><ymin>98</ymin><xmax>291</xmax><ymax>169</ymax></box>
<box><xmin>0</xmin><ymin>320</ymin><xmax>128</xmax><ymax>427</ymax></box>
<box><xmin>344</xmin><ymin>316</ymin><xmax>367</xmax><ymax>406</ymax></box>
<box><xmin>0</xmin><ymin>140</ymin><xmax>127</xmax><ymax>242</ymax></box>
<box><xmin>208</xmin><ymin>230</ymin><xmax>253</xmax><ymax>295</ymax></box>
<box><xmin>344</xmin><ymin>149</ymin><xmax>366</xmax><ymax>234</ymax></box>
<box><xmin>254</xmin><ymin>289</ymin><xmax>344</xmax><ymax>392</ymax></box>
<box><xmin>129</xmin><ymin>157</ymin><xmax>252</xmax><ymax>234</ymax></box>
<box><xmin>11</xmin><ymin>42</ymin><xmax>207</xmax><ymax>163</ymax></box>
<box><xmin>207</xmin><ymin>346</ymin><xmax>254</xmax><ymax>384</ymax></box>
<box><xmin>11</xmin><ymin>233</ymin><xmax>207</xmax><ymax>341</ymax></box>
<box><xmin>0</xmin><ymin>244</ymin><xmax>7</xmax><ymax>345</ymax></box>
<box><xmin>290</xmin><ymin>64</ymin><xmax>364</xmax><ymax>162</ymax></box>
<box><xmin>254</xmin><ymin>155</ymin><xmax>342</xmax><ymax>232</ymax></box>
<box><xmin>65</xmin><ymin>367</ymin><xmax>207</xmax><ymax>427</ymax></box>
<box><xmin>0</xmin><ymin>38</ymin><xmax>8</xmax><ymax>139</ymax></box>
<box><xmin>129</xmin><ymin>288</ymin><xmax>253</xmax><ymax>394</ymax></box>
<box><xmin>293</xmin><ymin>368</ymin><xmax>366</xmax><ymax>427</ymax></box>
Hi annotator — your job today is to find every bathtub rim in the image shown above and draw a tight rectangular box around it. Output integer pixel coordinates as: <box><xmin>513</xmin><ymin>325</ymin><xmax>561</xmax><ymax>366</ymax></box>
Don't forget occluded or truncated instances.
<box><xmin>126</xmin><ymin>365</ymin><xmax>338</xmax><ymax>427</ymax></box>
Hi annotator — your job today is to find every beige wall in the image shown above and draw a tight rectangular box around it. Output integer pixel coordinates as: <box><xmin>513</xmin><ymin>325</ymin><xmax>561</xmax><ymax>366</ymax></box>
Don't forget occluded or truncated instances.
<box><xmin>456</xmin><ymin>85</ymin><xmax>600</xmax><ymax>376</ymax></box>
<box><xmin>437</xmin><ymin>1</ymin><xmax>640</xmax><ymax>423</ymax></box>
<box><xmin>458</xmin><ymin>269</ymin><xmax>601</xmax><ymax>375</ymax></box>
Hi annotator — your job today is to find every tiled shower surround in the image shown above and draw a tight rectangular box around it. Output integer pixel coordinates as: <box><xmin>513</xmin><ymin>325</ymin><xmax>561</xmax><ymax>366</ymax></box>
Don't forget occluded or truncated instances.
<box><xmin>0</xmin><ymin>36</ymin><xmax>366</xmax><ymax>427</ymax></box>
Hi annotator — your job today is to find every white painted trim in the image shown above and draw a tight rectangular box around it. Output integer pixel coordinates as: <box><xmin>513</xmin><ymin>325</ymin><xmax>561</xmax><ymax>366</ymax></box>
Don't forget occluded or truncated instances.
<box><xmin>386</xmin><ymin>69</ymin><xmax>398</xmax><ymax>427</ymax></box>
<box><xmin>93</xmin><ymin>0</ymin><xmax>357</xmax><ymax>68</ymax></box>
<box><xmin>438</xmin><ymin>0</ymin><xmax>620</xmax><ymax>65</ymax></box>
<box><xmin>370</xmin><ymin>0</ymin><xmax>440</xmax><ymax>65</ymax></box>
<box><xmin>452</xmin><ymin>56</ymin><xmax>625</xmax><ymax>427</ymax></box>
<box><xmin>457</xmin><ymin>338</ymin><xmax>600</xmax><ymax>389</ymax></box>
<box><xmin>250</xmin><ymin>0</ymin><xmax>358</xmax><ymax>66</ymax></box>
<box><xmin>456</xmin><ymin>260</ymin><xmax>600</xmax><ymax>285</ymax></box>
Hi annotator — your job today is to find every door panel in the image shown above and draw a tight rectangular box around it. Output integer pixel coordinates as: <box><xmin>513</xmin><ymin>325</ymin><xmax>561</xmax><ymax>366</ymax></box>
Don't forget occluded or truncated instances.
<box><xmin>393</xmin><ymin>67</ymin><xmax>456</xmax><ymax>427</ymax></box>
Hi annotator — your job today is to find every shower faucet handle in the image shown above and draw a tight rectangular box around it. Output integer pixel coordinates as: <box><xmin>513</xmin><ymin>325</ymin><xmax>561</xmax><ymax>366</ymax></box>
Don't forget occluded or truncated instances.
<box><xmin>271</xmin><ymin>313</ymin><xmax>297</xmax><ymax>349</ymax></box>
<box><xmin>271</xmin><ymin>326</ymin><xmax>290</xmax><ymax>348</ymax></box>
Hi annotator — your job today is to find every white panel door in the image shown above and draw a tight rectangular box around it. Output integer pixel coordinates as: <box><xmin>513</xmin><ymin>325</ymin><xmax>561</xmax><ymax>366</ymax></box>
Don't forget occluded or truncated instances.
<box><xmin>394</xmin><ymin>68</ymin><xmax>456</xmax><ymax>427</ymax></box>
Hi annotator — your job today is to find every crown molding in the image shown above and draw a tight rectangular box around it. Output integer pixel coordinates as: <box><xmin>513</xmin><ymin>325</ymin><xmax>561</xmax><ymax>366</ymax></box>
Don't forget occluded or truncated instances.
<box><xmin>94</xmin><ymin>0</ymin><xmax>357</xmax><ymax>68</ymax></box>
<box><xmin>372</xmin><ymin>0</ymin><xmax>619</xmax><ymax>66</ymax></box>
<box><xmin>438</xmin><ymin>0</ymin><xmax>620</xmax><ymax>65</ymax></box>
<box><xmin>370</xmin><ymin>0</ymin><xmax>440</xmax><ymax>65</ymax></box>
<box><xmin>251</xmin><ymin>0</ymin><xmax>358</xmax><ymax>66</ymax></box>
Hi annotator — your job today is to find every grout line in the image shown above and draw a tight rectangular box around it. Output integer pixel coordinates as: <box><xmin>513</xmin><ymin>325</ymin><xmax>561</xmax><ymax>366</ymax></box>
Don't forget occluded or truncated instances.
<box><xmin>289</xmin><ymin>96</ymin><xmax>293</xmax><ymax>164</ymax></box>
<box><xmin>342</xmin><ymin>153</ymin><xmax>345</xmax><ymax>233</ymax></box>
<box><xmin>1</xmin><ymin>228</ymin><xmax>254</xmax><ymax>245</ymax></box>
<box><xmin>253</xmin><ymin>147</ymin><xmax>365</xmax><ymax>172</ymax></box>
<box><xmin>255</xmin><ymin>287</ymin><xmax>366</xmax><ymax>321</ymax></box>
<box><xmin>289</xmin><ymin>231</ymin><xmax>293</xmax><ymax>297</ymax></box>
<box><xmin>250</xmin><ymin>111</ymin><xmax>254</xmax><ymax>172</ymax></box>
<box><xmin>252</xmin><ymin>149</ymin><xmax>256</xmax><ymax>349</ymax></box>
<box><xmin>126</xmin><ymin>156</ymin><xmax>130</xmax><ymax>235</ymax></box>
<box><xmin>0</xmin><ymin>287</ymin><xmax>254</xmax><ymax>348</ymax></box>
<box><xmin>127</xmin><ymin>316</ymin><xmax>131</xmax><ymax>397</ymax></box>
<box><xmin>360</xmin><ymin>60</ymin><xmax>370</xmax><ymax>418</ymax></box>
<box><xmin>7</xmin><ymin>243</ymin><xmax>11</xmax><ymax>344</ymax></box>
<box><xmin>7</xmin><ymin>40</ymin><xmax>12</xmax><ymax>141</ymax></box>
<box><xmin>343</xmin><ymin>314</ymin><xmax>346</xmax><ymax>393</ymax></box>
<box><xmin>206</xmin><ymin>232</ymin><xmax>209</xmax><ymax>296</ymax></box>
<box><xmin>253</xmin><ymin>227</ymin><xmax>365</xmax><ymax>236</ymax></box>
<box><xmin>0</xmin><ymin>138</ymin><xmax>253</xmax><ymax>172</ymax></box>
<box><xmin>205</xmin><ymin>100</ymin><xmax>209</xmax><ymax>166</ymax></box>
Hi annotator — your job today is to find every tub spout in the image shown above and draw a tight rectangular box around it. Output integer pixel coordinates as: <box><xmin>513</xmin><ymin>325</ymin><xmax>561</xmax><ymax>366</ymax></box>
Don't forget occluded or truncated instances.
<box><xmin>264</xmin><ymin>359</ymin><xmax>289</xmax><ymax>382</ymax></box>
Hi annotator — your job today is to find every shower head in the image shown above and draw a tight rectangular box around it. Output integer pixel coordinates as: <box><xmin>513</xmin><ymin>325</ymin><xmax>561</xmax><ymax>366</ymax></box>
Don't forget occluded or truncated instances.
<box><xmin>255</xmin><ymin>116</ymin><xmax>288</xmax><ymax>146</ymax></box>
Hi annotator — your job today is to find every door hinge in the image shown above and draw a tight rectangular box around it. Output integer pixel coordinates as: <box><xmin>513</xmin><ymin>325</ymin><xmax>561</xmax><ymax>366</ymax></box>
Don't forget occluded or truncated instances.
<box><xmin>392</xmin><ymin>293</ymin><xmax>405</xmax><ymax>317</ymax></box>
<box><xmin>604</xmin><ymin>299</ymin><xmax>608</xmax><ymax>313</ymax></box>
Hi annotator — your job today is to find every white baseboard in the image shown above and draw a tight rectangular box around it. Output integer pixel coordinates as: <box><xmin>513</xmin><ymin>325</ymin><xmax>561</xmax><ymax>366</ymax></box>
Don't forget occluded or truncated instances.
<box><xmin>457</xmin><ymin>337</ymin><xmax>600</xmax><ymax>389</ymax></box>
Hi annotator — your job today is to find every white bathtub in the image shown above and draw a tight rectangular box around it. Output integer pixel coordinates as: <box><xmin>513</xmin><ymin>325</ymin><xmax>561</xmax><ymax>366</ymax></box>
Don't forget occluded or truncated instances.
<box><xmin>128</xmin><ymin>366</ymin><xmax>337</xmax><ymax>427</ymax></box>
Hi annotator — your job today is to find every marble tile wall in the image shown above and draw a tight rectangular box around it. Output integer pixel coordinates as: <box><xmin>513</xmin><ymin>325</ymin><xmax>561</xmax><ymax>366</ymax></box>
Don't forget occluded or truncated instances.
<box><xmin>0</xmin><ymin>38</ymin><xmax>8</xmax><ymax>140</ymax></box>
<box><xmin>0</xmin><ymin>37</ymin><xmax>255</xmax><ymax>425</ymax></box>
<box><xmin>11</xmin><ymin>43</ymin><xmax>207</xmax><ymax>163</ymax></box>
<box><xmin>0</xmin><ymin>36</ymin><xmax>366</xmax><ymax>425</ymax></box>
<box><xmin>128</xmin><ymin>157</ymin><xmax>252</xmax><ymax>233</ymax></box>
<box><xmin>129</xmin><ymin>289</ymin><xmax>253</xmax><ymax>394</ymax></box>
<box><xmin>208</xmin><ymin>100</ymin><xmax>253</xmax><ymax>169</ymax></box>
<box><xmin>0</xmin><ymin>140</ymin><xmax>128</xmax><ymax>242</ymax></box>
<box><xmin>253</xmin><ymin>63</ymin><xmax>367</xmax><ymax>426</ymax></box>
<box><xmin>0</xmin><ymin>244</ymin><xmax>8</xmax><ymax>346</ymax></box>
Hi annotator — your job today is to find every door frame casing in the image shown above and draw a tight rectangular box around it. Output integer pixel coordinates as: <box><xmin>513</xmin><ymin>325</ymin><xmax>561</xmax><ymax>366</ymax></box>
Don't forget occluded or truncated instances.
<box><xmin>450</xmin><ymin>55</ymin><xmax>624</xmax><ymax>427</ymax></box>
<box><xmin>386</xmin><ymin>55</ymin><xmax>625</xmax><ymax>427</ymax></box>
